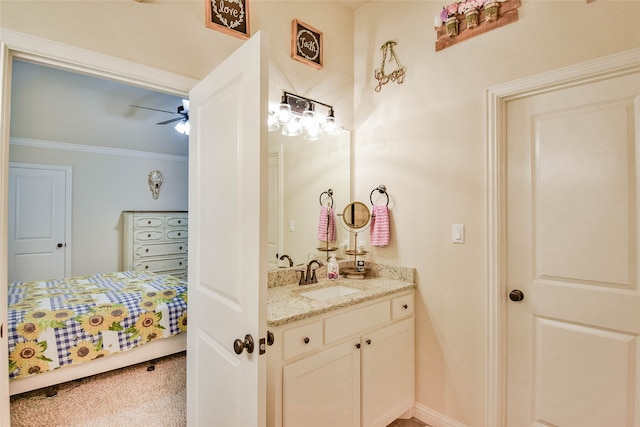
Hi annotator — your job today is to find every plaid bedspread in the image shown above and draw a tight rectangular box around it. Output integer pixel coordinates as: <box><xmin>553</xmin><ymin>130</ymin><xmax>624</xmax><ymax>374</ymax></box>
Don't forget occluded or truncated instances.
<box><xmin>8</xmin><ymin>271</ymin><xmax>187</xmax><ymax>381</ymax></box>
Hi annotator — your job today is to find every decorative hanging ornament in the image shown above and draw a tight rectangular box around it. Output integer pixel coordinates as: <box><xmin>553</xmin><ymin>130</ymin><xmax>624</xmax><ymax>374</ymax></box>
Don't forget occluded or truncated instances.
<box><xmin>374</xmin><ymin>41</ymin><xmax>406</xmax><ymax>93</ymax></box>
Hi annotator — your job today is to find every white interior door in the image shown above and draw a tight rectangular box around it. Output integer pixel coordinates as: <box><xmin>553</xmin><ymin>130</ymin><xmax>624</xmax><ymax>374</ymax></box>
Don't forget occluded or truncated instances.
<box><xmin>506</xmin><ymin>72</ymin><xmax>640</xmax><ymax>427</ymax></box>
<box><xmin>186</xmin><ymin>32</ymin><xmax>268</xmax><ymax>426</ymax></box>
<box><xmin>8</xmin><ymin>163</ymin><xmax>70</xmax><ymax>282</ymax></box>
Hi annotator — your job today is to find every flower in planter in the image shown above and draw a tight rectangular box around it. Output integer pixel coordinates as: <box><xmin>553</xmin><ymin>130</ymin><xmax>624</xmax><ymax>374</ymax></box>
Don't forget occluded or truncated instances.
<box><xmin>434</xmin><ymin>1</ymin><xmax>459</xmax><ymax>27</ymax></box>
<box><xmin>458</xmin><ymin>0</ymin><xmax>485</xmax><ymax>29</ymax></box>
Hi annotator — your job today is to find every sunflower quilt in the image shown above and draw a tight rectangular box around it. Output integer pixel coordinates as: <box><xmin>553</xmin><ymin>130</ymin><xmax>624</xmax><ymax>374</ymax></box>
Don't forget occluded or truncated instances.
<box><xmin>8</xmin><ymin>271</ymin><xmax>187</xmax><ymax>381</ymax></box>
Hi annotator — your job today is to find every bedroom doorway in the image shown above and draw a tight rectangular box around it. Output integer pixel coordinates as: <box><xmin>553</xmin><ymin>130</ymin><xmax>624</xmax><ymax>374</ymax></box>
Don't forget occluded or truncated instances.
<box><xmin>8</xmin><ymin>163</ymin><xmax>71</xmax><ymax>282</ymax></box>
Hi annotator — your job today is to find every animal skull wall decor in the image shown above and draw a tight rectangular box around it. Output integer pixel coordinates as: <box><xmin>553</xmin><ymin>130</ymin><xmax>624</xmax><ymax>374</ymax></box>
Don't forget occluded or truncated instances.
<box><xmin>148</xmin><ymin>170</ymin><xmax>163</xmax><ymax>199</ymax></box>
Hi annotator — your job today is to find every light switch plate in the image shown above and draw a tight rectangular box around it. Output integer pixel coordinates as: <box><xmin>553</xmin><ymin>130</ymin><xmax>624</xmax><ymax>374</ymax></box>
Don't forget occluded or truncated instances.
<box><xmin>452</xmin><ymin>224</ymin><xmax>464</xmax><ymax>244</ymax></box>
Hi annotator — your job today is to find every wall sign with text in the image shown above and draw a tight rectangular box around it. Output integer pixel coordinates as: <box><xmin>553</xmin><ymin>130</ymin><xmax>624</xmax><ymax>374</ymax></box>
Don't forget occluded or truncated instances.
<box><xmin>291</xmin><ymin>19</ymin><xmax>323</xmax><ymax>69</ymax></box>
<box><xmin>205</xmin><ymin>0</ymin><xmax>250</xmax><ymax>40</ymax></box>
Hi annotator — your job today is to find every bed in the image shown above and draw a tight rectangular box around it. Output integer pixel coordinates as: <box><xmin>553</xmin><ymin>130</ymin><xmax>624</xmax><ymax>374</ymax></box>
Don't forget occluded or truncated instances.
<box><xmin>7</xmin><ymin>270</ymin><xmax>187</xmax><ymax>395</ymax></box>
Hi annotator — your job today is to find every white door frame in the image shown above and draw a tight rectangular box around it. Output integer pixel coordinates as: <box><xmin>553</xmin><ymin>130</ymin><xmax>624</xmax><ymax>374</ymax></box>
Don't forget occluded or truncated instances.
<box><xmin>486</xmin><ymin>47</ymin><xmax>640</xmax><ymax>427</ymax></box>
<box><xmin>0</xmin><ymin>28</ymin><xmax>197</xmax><ymax>426</ymax></box>
<box><xmin>9</xmin><ymin>162</ymin><xmax>73</xmax><ymax>280</ymax></box>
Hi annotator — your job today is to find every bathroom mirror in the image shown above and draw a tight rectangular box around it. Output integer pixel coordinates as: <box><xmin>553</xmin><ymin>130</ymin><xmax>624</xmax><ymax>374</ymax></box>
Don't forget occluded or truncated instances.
<box><xmin>342</xmin><ymin>201</ymin><xmax>370</xmax><ymax>229</ymax></box>
<box><xmin>268</xmin><ymin>129</ymin><xmax>351</xmax><ymax>269</ymax></box>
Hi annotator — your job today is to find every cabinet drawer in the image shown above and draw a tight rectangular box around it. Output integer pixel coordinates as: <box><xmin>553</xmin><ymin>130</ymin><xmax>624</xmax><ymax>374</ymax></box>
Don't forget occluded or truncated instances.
<box><xmin>134</xmin><ymin>230</ymin><xmax>164</xmax><ymax>242</ymax></box>
<box><xmin>134</xmin><ymin>242</ymin><xmax>187</xmax><ymax>258</ymax></box>
<box><xmin>167</xmin><ymin>216</ymin><xmax>188</xmax><ymax>227</ymax></box>
<box><xmin>324</xmin><ymin>301</ymin><xmax>390</xmax><ymax>344</ymax></box>
<box><xmin>283</xmin><ymin>320</ymin><xmax>323</xmax><ymax>360</ymax></box>
<box><xmin>134</xmin><ymin>257</ymin><xmax>187</xmax><ymax>272</ymax></box>
<box><xmin>167</xmin><ymin>229</ymin><xmax>188</xmax><ymax>240</ymax></box>
<box><xmin>391</xmin><ymin>293</ymin><xmax>414</xmax><ymax>319</ymax></box>
<box><xmin>134</xmin><ymin>216</ymin><xmax>164</xmax><ymax>228</ymax></box>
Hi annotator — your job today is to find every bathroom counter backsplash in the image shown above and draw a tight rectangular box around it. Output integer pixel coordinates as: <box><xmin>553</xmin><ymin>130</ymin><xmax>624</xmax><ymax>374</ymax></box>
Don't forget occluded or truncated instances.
<box><xmin>267</xmin><ymin>263</ymin><xmax>415</xmax><ymax>327</ymax></box>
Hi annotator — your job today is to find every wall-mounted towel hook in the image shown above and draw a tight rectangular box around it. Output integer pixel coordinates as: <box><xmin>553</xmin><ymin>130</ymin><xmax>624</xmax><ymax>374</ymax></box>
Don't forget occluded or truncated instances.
<box><xmin>319</xmin><ymin>188</ymin><xmax>334</xmax><ymax>207</ymax></box>
<box><xmin>370</xmin><ymin>184</ymin><xmax>389</xmax><ymax>206</ymax></box>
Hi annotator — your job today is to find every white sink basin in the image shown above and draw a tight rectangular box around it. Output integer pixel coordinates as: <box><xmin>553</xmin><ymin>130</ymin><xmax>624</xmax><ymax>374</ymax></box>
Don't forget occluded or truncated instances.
<box><xmin>299</xmin><ymin>285</ymin><xmax>361</xmax><ymax>300</ymax></box>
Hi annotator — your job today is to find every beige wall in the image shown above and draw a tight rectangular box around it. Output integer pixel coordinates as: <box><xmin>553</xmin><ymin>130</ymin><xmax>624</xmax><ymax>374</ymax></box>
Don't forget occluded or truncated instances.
<box><xmin>354</xmin><ymin>1</ymin><xmax>640</xmax><ymax>425</ymax></box>
<box><xmin>0</xmin><ymin>0</ymin><xmax>355</xmax><ymax>128</ymax></box>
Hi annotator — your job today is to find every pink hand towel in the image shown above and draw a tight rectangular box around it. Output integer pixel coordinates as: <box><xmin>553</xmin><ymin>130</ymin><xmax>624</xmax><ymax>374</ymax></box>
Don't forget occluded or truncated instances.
<box><xmin>370</xmin><ymin>205</ymin><xmax>390</xmax><ymax>247</ymax></box>
<box><xmin>317</xmin><ymin>206</ymin><xmax>337</xmax><ymax>242</ymax></box>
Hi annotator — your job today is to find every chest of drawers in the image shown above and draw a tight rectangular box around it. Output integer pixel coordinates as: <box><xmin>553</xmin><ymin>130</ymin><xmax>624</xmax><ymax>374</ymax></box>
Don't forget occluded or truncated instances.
<box><xmin>122</xmin><ymin>211</ymin><xmax>188</xmax><ymax>280</ymax></box>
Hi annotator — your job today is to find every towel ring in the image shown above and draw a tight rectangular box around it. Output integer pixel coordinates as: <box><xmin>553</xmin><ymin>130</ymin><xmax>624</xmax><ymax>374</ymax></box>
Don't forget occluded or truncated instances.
<box><xmin>369</xmin><ymin>185</ymin><xmax>389</xmax><ymax>206</ymax></box>
<box><xmin>319</xmin><ymin>189</ymin><xmax>334</xmax><ymax>208</ymax></box>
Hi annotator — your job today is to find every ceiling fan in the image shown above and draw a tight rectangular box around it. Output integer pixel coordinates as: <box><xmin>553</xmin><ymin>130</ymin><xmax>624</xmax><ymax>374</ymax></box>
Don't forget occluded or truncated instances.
<box><xmin>130</xmin><ymin>99</ymin><xmax>190</xmax><ymax>134</ymax></box>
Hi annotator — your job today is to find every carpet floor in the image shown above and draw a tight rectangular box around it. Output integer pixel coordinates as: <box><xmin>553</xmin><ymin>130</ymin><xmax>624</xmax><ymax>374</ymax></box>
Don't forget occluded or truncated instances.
<box><xmin>10</xmin><ymin>351</ymin><xmax>186</xmax><ymax>427</ymax></box>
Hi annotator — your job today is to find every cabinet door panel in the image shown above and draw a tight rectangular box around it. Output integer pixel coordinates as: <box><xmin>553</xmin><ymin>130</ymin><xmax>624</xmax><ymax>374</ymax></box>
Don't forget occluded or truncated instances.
<box><xmin>361</xmin><ymin>318</ymin><xmax>415</xmax><ymax>427</ymax></box>
<box><xmin>283</xmin><ymin>340</ymin><xmax>360</xmax><ymax>427</ymax></box>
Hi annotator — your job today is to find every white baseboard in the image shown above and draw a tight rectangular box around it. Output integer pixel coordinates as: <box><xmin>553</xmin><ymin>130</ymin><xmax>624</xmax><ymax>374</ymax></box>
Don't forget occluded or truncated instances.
<box><xmin>413</xmin><ymin>402</ymin><xmax>469</xmax><ymax>427</ymax></box>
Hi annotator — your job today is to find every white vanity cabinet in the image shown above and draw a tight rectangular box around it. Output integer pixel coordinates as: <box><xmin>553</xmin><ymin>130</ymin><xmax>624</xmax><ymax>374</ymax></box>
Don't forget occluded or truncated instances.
<box><xmin>268</xmin><ymin>290</ymin><xmax>415</xmax><ymax>427</ymax></box>
<box><xmin>121</xmin><ymin>211</ymin><xmax>188</xmax><ymax>279</ymax></box>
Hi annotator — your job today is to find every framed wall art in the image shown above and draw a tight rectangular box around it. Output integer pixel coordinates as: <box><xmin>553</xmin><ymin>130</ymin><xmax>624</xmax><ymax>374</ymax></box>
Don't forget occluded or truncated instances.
<box><xmin>205</xmin><ymin>0</ymin><xmax>250</xmax><ymax>40</ymax></box>
<box><xmin>291</xmin><ymin>19</ymin><xmax>323</xmax><ymax>69</ymax></box>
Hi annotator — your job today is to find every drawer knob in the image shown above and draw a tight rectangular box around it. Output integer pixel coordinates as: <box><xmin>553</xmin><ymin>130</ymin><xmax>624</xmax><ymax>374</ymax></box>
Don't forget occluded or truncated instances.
<box><xmin>366</xmin><ymin>339</ymin><xmax>372</xmax><ymax>345</ymax></box>
<box><xmin>303</xmin><ymin>337</ymin><xmax>310</xmax><ymax>344</ymax></box>
<box><xmin>355</xmin><ymin>343</ymin><xmax>361</xmax><ymax>349</ymax></box>
<box><xmin>147</xmin><ymin>234</ymin><xmax>151</xmax><ymax>238</ymax></box>
<box><xmin>148</xmin><ymin>220</ymin><xmax>151</xmax><ymax>224</ymax></box>
<box><xmin>403</xmin><ymin>304</ymin><xmax>408</xmax><ymax>309</ymax></box>
<box><xmin>145</xmin><ymin>249</ymin><xmax>149</xmax><ymax>253</ymax></box>
<box><xmin>179</xmin><ymin>246</ymin><xmax>183</xmax><ymax>250</ymax></box>
<box><xmin>145</xmin><ymin>266</ymin><xmax>149</xmax><ymax>269</ymax></box>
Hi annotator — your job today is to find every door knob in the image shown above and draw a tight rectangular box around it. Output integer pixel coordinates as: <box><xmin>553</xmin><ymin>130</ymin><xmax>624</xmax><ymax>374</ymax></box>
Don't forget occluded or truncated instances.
<box><xmin>509</xmin><ymin>289</ymin><xmax>524</xmax><ymax>302</ymax></box>
<box><xmin>56</xmin><ymin>243</ymin><xmax>63</xmax><ymax>248</ymax></box>
<box><xmin>233</xmin><ymin>334</ymin><xmax>255</xmax><ymax>354</ymax></box>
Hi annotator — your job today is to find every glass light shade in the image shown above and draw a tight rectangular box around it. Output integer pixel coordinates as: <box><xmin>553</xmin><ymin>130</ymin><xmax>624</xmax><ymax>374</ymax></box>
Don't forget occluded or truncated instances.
<box><xmin>268</xmin><ymin>110</ymin><xmax>280</xmax><ymax>132</ymax></box>
<box><xmin>304</xmin><ymin>126</ymin><xmax>321</xmax><ymax>141</ymax></box>
<box><xmin>277</xmin><ymin>102</ymin><xmax>292</xmax><ymax>124</ymax></box>
<box><xmin>281</xmin><ymin>117</ymin><xmax>302</xmax><ymax>136</ymax></box>
<box><xmin>300</xmin><ymin>109</ymin><xmax>316</xmax><ymax>131</ymax></box>
<box><xmin>175</xmin><ymin>120</ymin><xmax>190</xmax><ymax>135</ymax></box>
<box><xmin>322</xmin><ymin>116</ymin><xmax>340</xmax><ymax>136</ymax></box>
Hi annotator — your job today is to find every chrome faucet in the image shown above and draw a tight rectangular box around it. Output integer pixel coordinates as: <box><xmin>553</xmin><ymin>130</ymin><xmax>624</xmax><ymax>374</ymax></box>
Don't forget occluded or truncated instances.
<box><xmin>277</xmin><ymin>253</ymin><xmax>293</xmax><ymax>267</ymax></box>
<box><xmin>298</xmin><ymin>259</ymin><xmax>323</xmax><ymax>285</ymax></box>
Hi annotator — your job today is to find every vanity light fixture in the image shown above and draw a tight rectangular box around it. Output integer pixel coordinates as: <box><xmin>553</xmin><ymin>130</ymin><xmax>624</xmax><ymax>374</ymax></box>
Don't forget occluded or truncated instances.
<box><xmin>269</xmin><ymin>91</ymin><xmax>340</xmax><ymax>140</ymax></box>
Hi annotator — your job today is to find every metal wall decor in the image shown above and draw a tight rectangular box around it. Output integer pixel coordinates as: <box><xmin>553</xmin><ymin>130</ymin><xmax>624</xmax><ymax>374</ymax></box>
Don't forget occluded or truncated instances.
<box><xmin>205</xmin><ymin>0</ymin><xmax>250</xmax><ymax>40</ymax></box>
<box><xmin>291</xmin><ymin>19</ymin><xmax>323</xmax><ymax>69</ymax></box>
<box><xmin>374</xmin><ymin>41</ymin><xmax>406</xmax><ymax>92</ymax></box>
<box><xmin>148</xmin><ymin>170</ymin><xmax>163</xmax><ymax>200</ymax></box>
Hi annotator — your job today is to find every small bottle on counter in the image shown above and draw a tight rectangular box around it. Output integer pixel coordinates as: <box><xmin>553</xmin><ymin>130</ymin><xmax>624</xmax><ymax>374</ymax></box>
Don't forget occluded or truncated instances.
<box><xmin>327</xmin><ymin>254</ymin><xmax>339</xmax><ymax>280</ymax></box>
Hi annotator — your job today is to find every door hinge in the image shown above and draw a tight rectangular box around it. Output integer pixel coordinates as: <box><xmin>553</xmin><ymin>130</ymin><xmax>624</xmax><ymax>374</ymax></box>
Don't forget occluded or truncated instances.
<box><xmin>259</xmin><ymin>337</ymin><xmax>266</xmax><ymax>355</ymax></box>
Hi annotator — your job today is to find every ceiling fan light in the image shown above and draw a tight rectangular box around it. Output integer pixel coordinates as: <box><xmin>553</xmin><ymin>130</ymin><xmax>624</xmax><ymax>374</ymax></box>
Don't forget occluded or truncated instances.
<box><xmin>175</xmin><ymin>119</ymin><xmax>190</xmax><ymax>135</ymax></box>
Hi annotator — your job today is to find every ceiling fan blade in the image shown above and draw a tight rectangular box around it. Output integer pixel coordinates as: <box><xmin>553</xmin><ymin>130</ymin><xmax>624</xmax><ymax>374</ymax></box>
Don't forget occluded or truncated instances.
<box><xmin>130</xmin><ymin>104</ymin><xmax>177</xmax><ymax>115</ymax></box>
<box><xmin>157</xmin><ymin>117</ymin><xmax>184</xmax><ymax>125</ymax></box>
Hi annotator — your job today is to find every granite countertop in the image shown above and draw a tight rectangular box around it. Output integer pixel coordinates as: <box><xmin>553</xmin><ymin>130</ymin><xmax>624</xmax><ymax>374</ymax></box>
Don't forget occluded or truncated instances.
<box><xmin>267</xmin><ymin>277</ymin><xmax>415</xmax><ymax>327</ymax></box>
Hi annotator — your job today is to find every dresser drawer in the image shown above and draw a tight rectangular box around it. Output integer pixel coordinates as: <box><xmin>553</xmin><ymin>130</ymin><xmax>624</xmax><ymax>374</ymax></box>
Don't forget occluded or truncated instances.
<box><xmin>134</xmin><ymin>242</ymin><xmax>187</xmax><ymax>258</ymax></box>
<box><xmin>167</xmin><ymin>229</ymin><xmax>188</xmax><ymax>240</ymax></box>
<box><xmin>134</xmin><ymin>230</ymin><xmax>164</xmax><ymax>242</ymax></box>
<box><xmin>134</xmin><ymin>257</ymin><xmax>187</xmax><ymax>272</ymax></box>
<box><xmin>324</xmin><ymin>301</ymin><xmax>390</xmax><ymax>344</ymax></box>
<box><xmin>391</xmin><ymin>293</ymin><xmax>414</xmax><ymax>319</ymax></box>
<box><xmin>134</xmin><ymin>216</ymin><xmax>164</xmax><ymax>228</ymax></box>
<box><xmin>167</xmin><ymin>216</ymin><xmax>188</xmax><ymax>227</ymax></box>
<box><xmin>283</xmin><ymin>320</ymin><xmax>323</xmax><ymax>360</ymax></box>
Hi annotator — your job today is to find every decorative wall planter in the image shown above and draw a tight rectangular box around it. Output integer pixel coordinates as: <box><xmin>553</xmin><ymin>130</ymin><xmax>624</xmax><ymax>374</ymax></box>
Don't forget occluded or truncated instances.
<box><xmin>445</xmin><ymin>16</ymin><xmax>459</xmax><ymax>37</ymax></box>
<box><xmin>465</xmin><ymin>9</ymin><xmax>479</xmax><ymax>29</ymax></box>
<box><xmin>435</xmin><ymin>0</ymin><xmax>521</xmax><ymax>51</ymax></box>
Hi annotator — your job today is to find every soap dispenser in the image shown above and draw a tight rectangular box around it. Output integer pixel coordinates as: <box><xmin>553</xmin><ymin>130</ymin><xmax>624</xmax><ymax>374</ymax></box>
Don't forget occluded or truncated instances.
<box><xmin>327</xmin><ymin>254</ymin><xmax>339</xmax><ymax>280</ymax></box>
